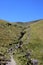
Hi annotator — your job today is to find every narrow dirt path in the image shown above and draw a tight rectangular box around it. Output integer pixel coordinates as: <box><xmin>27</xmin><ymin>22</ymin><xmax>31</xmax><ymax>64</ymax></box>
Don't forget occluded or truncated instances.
<box><xmin>6</xmin><ymin>55</ymin><xmax>16</xmax><ymax>65</ymax></box>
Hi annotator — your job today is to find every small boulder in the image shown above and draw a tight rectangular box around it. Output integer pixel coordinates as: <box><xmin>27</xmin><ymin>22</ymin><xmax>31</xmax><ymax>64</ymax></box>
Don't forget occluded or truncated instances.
<box><xmin>31</xmin><ymin>59</ymin><xmax>38</xmax><ymax>65</ymax></box>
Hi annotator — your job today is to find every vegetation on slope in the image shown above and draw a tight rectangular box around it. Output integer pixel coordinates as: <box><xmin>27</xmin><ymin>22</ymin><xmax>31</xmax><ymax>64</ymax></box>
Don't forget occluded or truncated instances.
<box><xmin>29</xmin><ymin>20</ymin><xmax>43</xmax><ymax>65</ymax></box>
<box><xmin>0</xmin><ymin>20</ymin><xmax>43</xmax><ymax>65</ymax></box>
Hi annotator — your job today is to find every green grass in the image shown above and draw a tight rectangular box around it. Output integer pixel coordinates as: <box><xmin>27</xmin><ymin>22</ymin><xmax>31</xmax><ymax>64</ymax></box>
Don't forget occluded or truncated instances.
<box><xmin>29</xmin><ymin>20</ymin><xmax>43</xmax><ymax>65</ymax></box>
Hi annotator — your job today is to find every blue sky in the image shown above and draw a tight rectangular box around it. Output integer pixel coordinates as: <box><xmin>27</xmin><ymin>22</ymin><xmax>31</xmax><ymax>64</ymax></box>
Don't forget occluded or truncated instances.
<box><xmin>0</xmin><ymin>0</ymin><xmax>43</xmax><ymax>22</ymax></box>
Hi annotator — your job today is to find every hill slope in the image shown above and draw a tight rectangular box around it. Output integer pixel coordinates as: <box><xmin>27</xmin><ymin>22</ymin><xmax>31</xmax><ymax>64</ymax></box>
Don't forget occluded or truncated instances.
<box><xmin>30</xmin><ymin>20</ymin><xmax>43</xmax><ymax>65</ymax></box>
<box><xmin>0</xmin><ymin>20</ymin><xmax>43</xmax><ymax>65</ymax></box>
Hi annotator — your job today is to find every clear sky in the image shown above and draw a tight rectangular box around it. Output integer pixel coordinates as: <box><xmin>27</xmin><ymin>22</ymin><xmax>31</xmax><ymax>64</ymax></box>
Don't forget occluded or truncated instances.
<box><xmin>0</xmin><ymin>0</ymin><xmax>43</xmax><ymax>22</ymax></box>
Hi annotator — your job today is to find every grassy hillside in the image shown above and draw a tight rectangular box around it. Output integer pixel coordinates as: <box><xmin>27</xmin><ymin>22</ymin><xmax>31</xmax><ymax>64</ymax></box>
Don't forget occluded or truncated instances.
<box><xmin>0</xmin><ymin>20</ymin><xmax>23</xmax><ymax>59</ymax></box>
<box><xmin>30</xmin><ymin>20</ymin><xmax>43</xmax><ymax>65</ymax></box>
<box><xmin>0</xmin><ymin>20</ymin><xmax>43</xmax><ymax>65</ymax></box>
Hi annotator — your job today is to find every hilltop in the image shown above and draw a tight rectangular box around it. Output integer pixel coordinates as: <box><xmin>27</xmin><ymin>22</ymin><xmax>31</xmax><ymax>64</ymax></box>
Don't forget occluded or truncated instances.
<box><xmin>0</xmin><ymin>19</ymin><xmax>43</xmax><ymax>65</ymax></box>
